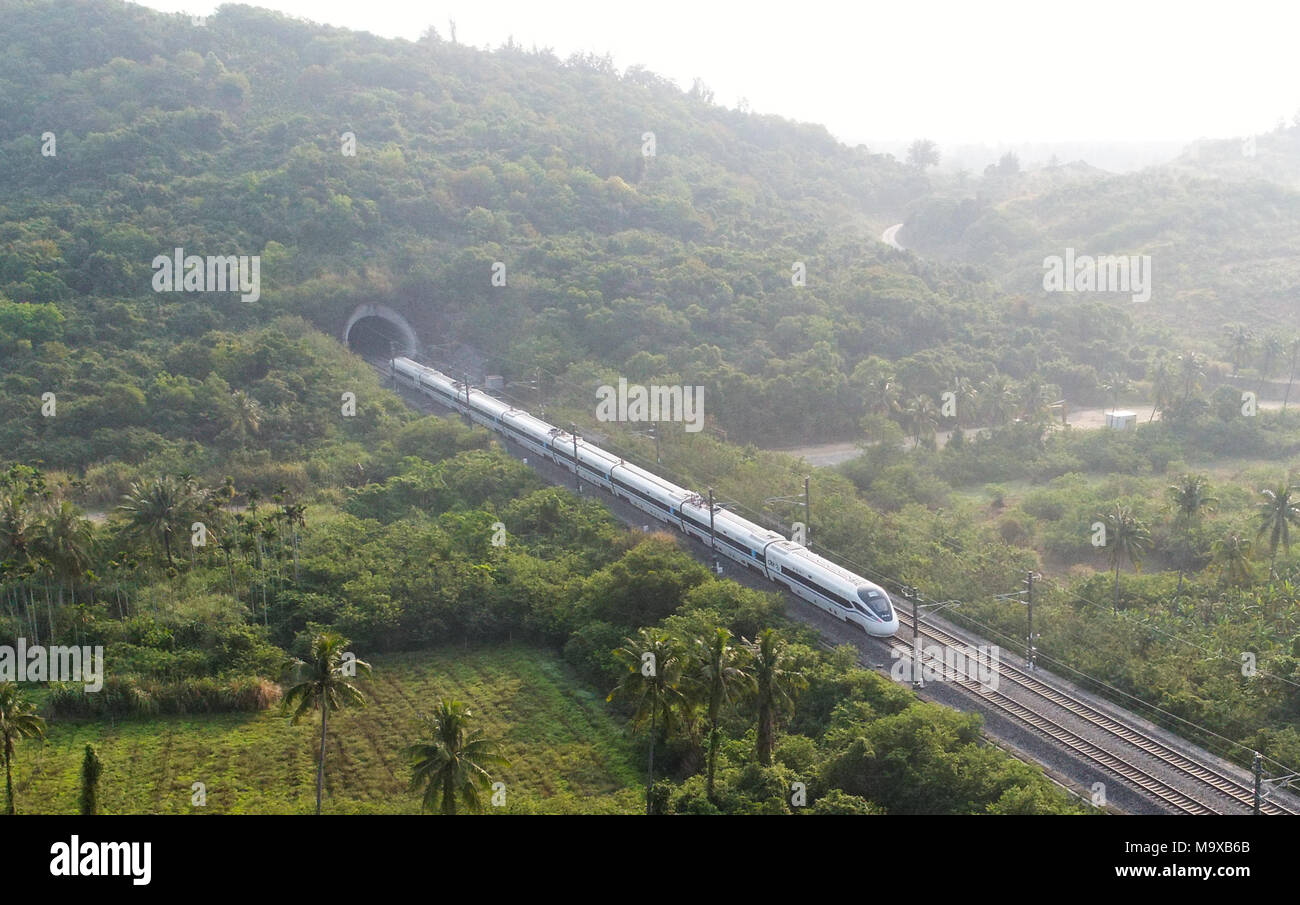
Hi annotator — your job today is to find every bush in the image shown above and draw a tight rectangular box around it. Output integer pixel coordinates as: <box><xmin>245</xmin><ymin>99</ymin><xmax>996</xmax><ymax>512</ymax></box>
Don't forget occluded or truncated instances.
<box><xmin>49</xmin><ymin>675</ymin><xmax>281</xmax><ymax>718</ymax></box>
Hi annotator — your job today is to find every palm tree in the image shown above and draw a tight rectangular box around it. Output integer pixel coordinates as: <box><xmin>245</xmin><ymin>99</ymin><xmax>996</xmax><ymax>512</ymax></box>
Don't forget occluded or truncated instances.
<box><xmin>1224</xmin><ymin>323</ymin><xmax>1254</xmax><ymax>377</ymax></box>
<box><xmin>1256</xmin><ymin>482</ymin><xmax>1300</xmax><ymax>577</ymax></box>
<box><xmin>1147</xmin><ymin>355</ymin><xmax>1176</xmax><ymax>422</ymax></box>
<box><xmin>743</xmin><ymin>628</ymin><xmax>806</xmax><ymax>767</ymax></box>
<box><xmin>1283</xmin><ymin>337</ymin><xmax>1300</xmax><ymax>413</ymax></box>
<box><xmin>850</xmin><ymin>357</ymin><xmax>897</xmax><ymax>418</ymax></box>
<box><xmin>1167</xmin><ymin>475</ymin><xmax>1217</xmax><ymax>594</ymax></box>
<box><xmin>1102</xmin><ymin>373</ymin><xmax>1130</xmax><ymax>415</ymax></box>
<box><xmin>979</xmin><ymin>374</ymin><xmax>1017</xmax><ymax>427</ymax></box>
<box><xmin>1258</xmin><ymin>332</ymin><xmax>1285</xmax><ymax>394</ymax></box>
<box><xmin>903</xmin><ymin>394</ymin><xmax>939</xmax><ymax>446</ymax></box>
<box><xmin>1212</xmin><ymin>532</ymin><xmax>1254</xmax><ymax>586</ymax></box>
<box><xmin>282</xmin><ymin>631</ymin><xmax>371</xmax><ymax>815</ymax></box>
<box><xmin>0</xmin><ymin>492</ymin><xmax>32</xmax><ymax>560</ymax></box>
<box><xmin>949</xmin><ymin>375</ymin><xmax>977</xmax><ymax>428</ymax></box>
<box><xmin>118</xmin><ymin>476</ymin><xmax>199</xmax><ymax>569</ymax></box>
<box><xmin>1101</xmin><ymin>505</ymin><xmax>1151</xmax><ymax>614</ymax></box>
<box><xmin>404</xmin><ymin>700</ymin><xmax>509</xmax><ymax>815</ymax></box>
<box><xmin>608</xmin><ymin>628</ymin><xmax>687</xmax><ymax>814</ymax></box>
<box><xmin>1177</xmin><ymin>352</ymin><xmax>1206</xmax><ymax>404</ymax></box>
<box><xmin>283</xmin><ymin>502</ymin><xmax>307</xmax><ymax>583</ymax></box>
<box><xmin>228</xmin><ymin>390</ymin><xmax>262</xmax><ymax>448</ymax></box>
<box><xmin>0</xmin><ymin>493</ymin><xmax>36</xmax><ymax>641</ymax></box>
<box><xmin>690</xmin><ymin>627</ymin><xmax>753</xmax><ymax>802</ymax></box>
<box><xmin>0</xmin><ymin>683</ymin><xmax>46</xmax><ymax>815</ymax></box>
<box><xmin>39</xmin><ymin>499</ymin><xmax>94</xmax><ymax>609</ymax></box>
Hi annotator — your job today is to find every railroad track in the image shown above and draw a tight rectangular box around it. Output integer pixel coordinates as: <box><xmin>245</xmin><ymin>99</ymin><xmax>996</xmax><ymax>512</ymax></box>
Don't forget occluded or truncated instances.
<box><xmin>371</xmin><ymin>354</ymin><xmax>1298</xmax><ymax>816</ymax></box>
<box><xmin>898</xmin><ymin>612</ymin><xmax>1299</xmax><ymax>815</ymax></box>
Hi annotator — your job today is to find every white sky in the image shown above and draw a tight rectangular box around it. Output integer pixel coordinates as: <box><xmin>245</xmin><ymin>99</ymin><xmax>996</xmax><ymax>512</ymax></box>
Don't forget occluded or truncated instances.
<box><xmin>134</xmin><ymin>0</ymin><xmax>1300</xmax><ymax>145</ymax></box>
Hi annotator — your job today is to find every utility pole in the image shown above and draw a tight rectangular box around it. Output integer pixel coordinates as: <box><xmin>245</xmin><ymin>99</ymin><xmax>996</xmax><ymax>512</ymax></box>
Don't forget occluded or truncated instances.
<box><xmin>650</xmin><ymin>423</ymin><xmax>661</xmax><ymax>464</ymax></box>
<box><xmin>901</xmin><ymin>585</ymin><xmax>922</xmax><ymax>688</ymax></box>
<box><xmin>708</xmin><ymin>487</ymin><xmax>718</xmax><ymax>573</ymax></box>
<box><xmin>1254</xmin><ymin>752</ymin><xmax>1263</xmax><ymax>815</ymax></box>
<box><xmin>804</xmin><ymin>475</ymin><xmax>811</xmax><ymax>549</ymax></box>
<box><xmin>571</xmin><ymin>423</ymin><xmax>581</xmax><ymax>493</ymax></box>
<box><xmin>535</xmin><ymin>368</ymin><xmax>543</xmax><ymax>418</ymax></box>
<box><xmin>1025</xmin><ymin>570</ymin><xmax>1037</xmax><ymax>671</ymax></box>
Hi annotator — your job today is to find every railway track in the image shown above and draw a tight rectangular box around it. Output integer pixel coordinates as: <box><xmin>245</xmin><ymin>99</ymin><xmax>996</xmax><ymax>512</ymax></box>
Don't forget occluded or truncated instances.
<box><xmin>370</xmin><ymin>354</ymin><xmax>1298</xmax><ymax>816</ymax></box>
<box><xmin>898</xmin><ymin>611</ymin><xmax>1299</xmax><ymax>815</ymax></box>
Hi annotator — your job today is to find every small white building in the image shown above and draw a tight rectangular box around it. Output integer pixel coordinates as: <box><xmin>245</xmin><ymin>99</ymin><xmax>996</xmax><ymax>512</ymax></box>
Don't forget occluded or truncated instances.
<box><xmin>1105</xmin><ymin>410</ymin><xmax>1137</xmax><ymax>431</ymax></box>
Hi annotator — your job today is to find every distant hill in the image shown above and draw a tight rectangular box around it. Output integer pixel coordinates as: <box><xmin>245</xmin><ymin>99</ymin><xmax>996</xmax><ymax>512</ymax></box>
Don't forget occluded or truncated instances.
<box><xmin>903</xmin><ymin>130</ymin><xmax>1300</xmax><ymax>343</ymax></box>
<box><xmin>0</xmin><ymin>0</ymin><xmax>1183</xmax><ymax>453</ymax></box>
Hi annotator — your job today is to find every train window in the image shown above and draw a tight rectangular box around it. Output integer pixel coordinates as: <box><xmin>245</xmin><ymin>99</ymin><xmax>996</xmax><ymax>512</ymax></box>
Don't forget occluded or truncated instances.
<box><xmin>857</xmin><ymin>587</ymin><xmax>894</xmax><ymax>618</ymax></box>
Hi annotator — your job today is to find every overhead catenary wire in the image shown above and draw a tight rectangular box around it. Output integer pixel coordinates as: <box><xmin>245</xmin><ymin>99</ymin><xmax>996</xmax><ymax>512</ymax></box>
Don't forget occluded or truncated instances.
<box><xmin>392</xmin><ymin>343</ymin><xmax>1300</xmax><ymax>780</ymax></box>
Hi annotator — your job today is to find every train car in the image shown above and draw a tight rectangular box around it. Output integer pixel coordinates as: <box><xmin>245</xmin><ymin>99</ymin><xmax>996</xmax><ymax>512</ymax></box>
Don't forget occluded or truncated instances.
<box><xmin>606</xmin><ymin>457</ymin><xmax>696</xmax><ymax>525</ymax></box>
<box><xmin>765</xmin><ymin>541</ymin><xmax>899</xmax><ymax>636</ymax></box>
<box><xmin>388</xmin><ymin>356</ymin><xmax>898</xmax><ymax>637</ymax></box>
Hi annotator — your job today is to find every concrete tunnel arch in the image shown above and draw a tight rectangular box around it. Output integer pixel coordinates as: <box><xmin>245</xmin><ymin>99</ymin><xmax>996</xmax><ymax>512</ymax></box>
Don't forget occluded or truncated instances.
<box><xmin>342</xmin><ymin>303</ymin><xmax>419</xmax><ymax>358</ymax></box>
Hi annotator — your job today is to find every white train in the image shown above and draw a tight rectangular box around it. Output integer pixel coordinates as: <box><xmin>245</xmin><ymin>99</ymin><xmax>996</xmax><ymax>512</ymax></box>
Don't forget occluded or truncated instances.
<box><xmin>390</xmin><ymin>357</ymin><xmax>900</xmax><ymax>638</ymax></box>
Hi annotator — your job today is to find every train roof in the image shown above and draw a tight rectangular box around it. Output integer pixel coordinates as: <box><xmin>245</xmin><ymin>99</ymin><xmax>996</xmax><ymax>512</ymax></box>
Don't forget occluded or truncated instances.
<box><xmin>773</xmin><ymin>542</ymin><xmax>878</xmax><ymax>587</ymax></box>
<box><xmin>712</xmin><ymin>508</ymin><xmax>785</xmax><ymax>541</ymax></box>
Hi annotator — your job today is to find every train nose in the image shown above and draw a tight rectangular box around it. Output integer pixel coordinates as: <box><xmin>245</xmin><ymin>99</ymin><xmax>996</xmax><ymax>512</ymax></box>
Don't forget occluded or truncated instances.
<box><xmin>865</xmin><ymin>614</ymin><xmax>899</xmax><ymax>638</ymax></box>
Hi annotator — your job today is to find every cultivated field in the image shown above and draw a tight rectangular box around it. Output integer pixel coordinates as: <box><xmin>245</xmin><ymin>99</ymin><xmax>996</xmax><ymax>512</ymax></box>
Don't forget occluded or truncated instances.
<box><xmin>17</xmin><ymin>645</ymin><xmax>642</xmax><ymax>815</ymax></box>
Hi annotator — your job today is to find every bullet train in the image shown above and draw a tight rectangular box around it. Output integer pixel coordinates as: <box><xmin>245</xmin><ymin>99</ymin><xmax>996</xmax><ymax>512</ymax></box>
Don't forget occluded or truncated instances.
<box><xmin>390</xmin><ymin>356</ymin><xmax>900</xmax><ymax>638</ymax></box>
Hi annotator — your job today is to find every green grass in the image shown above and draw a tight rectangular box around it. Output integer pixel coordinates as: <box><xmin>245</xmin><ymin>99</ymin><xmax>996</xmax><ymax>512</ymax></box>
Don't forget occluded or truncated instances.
<box><xmin>14</xmin><ymin>644</ymin><xmax>642</xmax><ymax>814</ymax></box>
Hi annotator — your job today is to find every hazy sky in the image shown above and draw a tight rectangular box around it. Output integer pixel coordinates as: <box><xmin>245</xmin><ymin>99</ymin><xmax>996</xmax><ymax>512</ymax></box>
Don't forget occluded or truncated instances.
<box><xmin>136</xmin><ymin>0</ymin><xmax>1300</xmax><ymax>146</ymax></box>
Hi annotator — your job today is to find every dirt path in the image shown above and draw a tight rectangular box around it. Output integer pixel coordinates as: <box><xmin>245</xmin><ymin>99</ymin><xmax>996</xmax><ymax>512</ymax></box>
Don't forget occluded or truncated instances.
<box><xmin>1066</xmin><ymin>400</ymin><xmax>1282</xmax><ymax>429</ymax></box>
<box><xmin>772</xmin><ymin>400</ymin><xmax>1288</xmax><ymax>467</ymax></box>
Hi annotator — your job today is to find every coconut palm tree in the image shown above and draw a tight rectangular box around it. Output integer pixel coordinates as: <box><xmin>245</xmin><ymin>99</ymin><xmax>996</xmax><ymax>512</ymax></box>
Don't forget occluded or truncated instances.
<box><xmin>1167</xmin><ymin>475</ymin><xmax>1217</xmax><ymax>594</ymax></box>
<box><xmin>1147</xmin><ymin>354</ymin><xmax>1176</xmax><ymax>422</ymax></box>
<box><xmin>1102</xmin><ymin>372</ymin><xmax>1130</xmax><ymax>415</ymax></box>
<box><xmin>0</xmin><ymin>683</ymin><xmax>45</xmax><ymax>815</ymax></box>
<box><xmin>851</xmin><ymin>358</ymin><xmax>898</xmax><ymax>418</ymax></box>
<box><xmin>215</xmin><ymin>529</ymin><xmax>238</xmax><ymax>599</ymax></box>
<box><xmin>1177</xmin><ymin>352</ymin><xmax>1206</xmax><ymax>404</ymax></box>
<box><xmin>1258</xmin><ymin>332</ymin><xmax>1285</xmax><ymax>394</ymax></box>
<box><xmin>0</xmin><ymin>493</ymin><xmax>36</xmax><ymax>640</ymax></box>
<box><xmin>1224</xmin><ymin>323</ymin><xmax>1254</xmax><ymax>377</ymax></box>
<box><xmin>0</xmin><ymin>492</ymin><xmax>32</xmax><ymax>561</ymax></box>
<box><xmin>608</xmin><ymin>627</ymin><xmax>687</xmax><ymax>814</ymax></box>
<box><xmin>979</xmin><ymin>374</ymin><xmax>1017</xmax><ymax>427</ymax></box>
<box><xmin>1212</xmin><ymin>532</ymin><xmax>1254</xmax><ymax>587</ymax></box>
<box><xmin>903</xmin><ymin>394</ymin><xmax>939</xmax><ymax>446</ymax></box>
<box><xmin>228</xmin><ymin>390</ymin><xmax>262</xmax><ymax>448</ymax></box>
<box><xmin>1256</xmin><ymin>482</ymin><xmax>1300</xmax><ymax>578</ymax></box>
<box><xmin>743</xmin><ymin>628</ymin><xmax>807</xmax><ymax>767</ymax></box>
<box><xmin>282</xmin><ymin>631</ymin><xmax>371</xmax><ymax>815</ymax></box>
<box><xmin>404</xmin><ymin>699</ymin><xmax>509</xmax><ymax>815</ymax></box>
<box><xmin>1282</xmin><ymin>337</ymin><xmax>1300</xmax><ymax>413</ymax></box>
<box><xmin>39</xmin><ymin>499</ymin><xmax>94</xmax><ymax>610</ymax></box>
<box><xmin>689</xmin><ymin>627</ymin><xmax>753</xmax><ymax>802</ymax></box>
<box><xmin>118</xmin><ymin>476</ymin><xmax>199</xmax><ymax>569</ymax></box>
<box><xmin>949</xmin><ymin>375</ymin><xmax>977</xmax><ymax>428</ymax></box>
<box><xmin>283</xmin><ymin>502</ymin><xmax>307</xmax><ymax>583</ymax></box>
<box><xmin>1101</xmin><ymin>504</ymin><xmax>1151</xmax><ymax>614</ymax></box>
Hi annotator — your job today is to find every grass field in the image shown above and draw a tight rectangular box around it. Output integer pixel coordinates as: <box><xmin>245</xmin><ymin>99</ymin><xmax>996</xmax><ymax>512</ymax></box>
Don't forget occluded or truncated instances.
<box><xmin>15</xmin><ymin>645</ymin><xmax>643</xmax><ymax>815</ymax></box>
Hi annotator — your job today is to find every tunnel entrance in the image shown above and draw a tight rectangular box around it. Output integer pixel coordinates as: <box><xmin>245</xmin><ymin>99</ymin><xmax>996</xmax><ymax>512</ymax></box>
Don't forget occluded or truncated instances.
<box><xmin>347</xmin><ymin>316</ymin><xmax>408</xmax><ymax>358</ymax></box>
<box><xmin>342</xmin><ymin>303</ymin><xmax>418</xmax><ymax>359</ymax></box>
